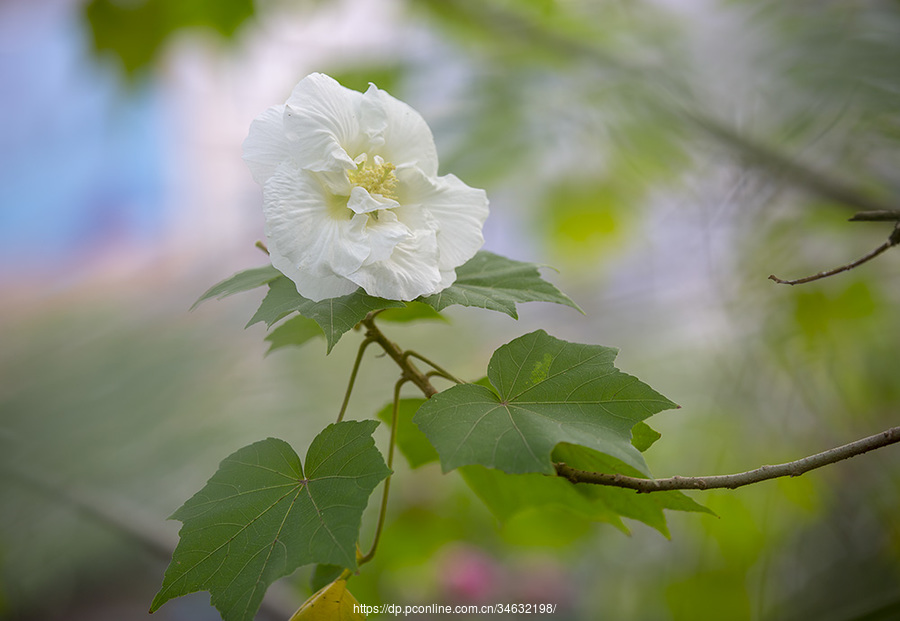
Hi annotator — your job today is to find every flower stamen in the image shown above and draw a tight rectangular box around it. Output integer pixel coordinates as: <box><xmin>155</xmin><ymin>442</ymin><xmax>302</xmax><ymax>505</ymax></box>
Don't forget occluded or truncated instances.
<box><xmin>349</xmin><ymin>156</ymin><xmax>399</xmax><ymax>201</ymax></box>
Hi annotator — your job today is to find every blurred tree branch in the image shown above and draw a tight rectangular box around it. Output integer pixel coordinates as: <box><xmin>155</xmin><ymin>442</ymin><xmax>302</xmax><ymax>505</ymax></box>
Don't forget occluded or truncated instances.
<box><xmin>424</xmin><ymin>0</ymin><xmax>898</xmax><ymax>213</ymax></box>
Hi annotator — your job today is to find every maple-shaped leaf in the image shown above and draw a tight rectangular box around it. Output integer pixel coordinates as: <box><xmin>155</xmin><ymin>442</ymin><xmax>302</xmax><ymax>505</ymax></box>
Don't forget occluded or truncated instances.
<box><xmin>418</xmin><ymin>251</ymin><xmax>581</xmax><ymax>319</ymax></box>
<box><xmin>413</xmin><ymin>330</ymin><xmax>677</xmax><ymax>475</ymax></box>
<box><xmin>150</xmin><ymin>421</ymin><xmax>389</xmax><ymax>621</ymax></box>
<box><xmin>247</xmin><ymin>277</ymin><xmax>404</xmax><ymax>353</ymax></box>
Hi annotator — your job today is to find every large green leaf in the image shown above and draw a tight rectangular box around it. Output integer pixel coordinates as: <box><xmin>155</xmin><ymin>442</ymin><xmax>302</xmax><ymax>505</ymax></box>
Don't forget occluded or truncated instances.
<box><xmin>191</xmin><ymin>265</ymin><xmax>282</xmax><ymax>310</ymax></box>
<box><xmin>418</xmin><ymin>251</ymin><xmax>581</xmax><ymax>319</ymax></box>
<box><xmin>247</xmin><ymin>277</ymin><xmax>404</xmax><ymax>353</ymax></box>
<box><xmin>413</xmin><ymin>330</ymin><xmax>677</xmax><ymax>475</ymax></box>
<box><xmin>150</xmin><ymin>421</ymin><xmax>390</xmax><ymax>621</ymax></box>
<box><xmin>460</xmin><ymin>444</ymin><xmax>713</xmax><ymax>539</ymax></box>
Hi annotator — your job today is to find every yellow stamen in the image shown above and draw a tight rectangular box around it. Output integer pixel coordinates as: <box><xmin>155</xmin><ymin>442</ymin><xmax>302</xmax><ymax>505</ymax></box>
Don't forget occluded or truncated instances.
<box><xmin>348</xmin><ymin>158</ymin><xmax>399</xmax><ymax>200</ymax></box>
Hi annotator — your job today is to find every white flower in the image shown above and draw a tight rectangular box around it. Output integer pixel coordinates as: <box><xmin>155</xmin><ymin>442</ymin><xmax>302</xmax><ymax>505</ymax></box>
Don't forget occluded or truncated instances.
<box><xmin>242</xmin><ymin>73</ymin><xmax>489</xmax><ymax>302</ymax></box>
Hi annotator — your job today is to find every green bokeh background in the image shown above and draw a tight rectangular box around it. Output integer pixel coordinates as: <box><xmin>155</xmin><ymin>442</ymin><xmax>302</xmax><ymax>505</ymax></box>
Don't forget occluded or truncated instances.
<box><xmin>2</xmin><ymin>1</ymin><xmax>899</xmax><ymax>620</ymax></box>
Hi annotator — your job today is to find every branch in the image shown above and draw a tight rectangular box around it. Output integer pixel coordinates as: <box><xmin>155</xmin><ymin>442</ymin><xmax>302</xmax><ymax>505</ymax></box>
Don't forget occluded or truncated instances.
<box><xmin>769</xmin><ymin>222</ymin><xmax>900</xmax><ymax>285</ymax></box>
<box><xmin>849</xmin><ymin>210</ymin><xmax>900</xmax><ymax>222</ymax></box>
<box><xmin>555</xmin><ymin>426</ymin><xmax>900</xmax><ymax>492</ymax></box>
<box><xmin>361</xmin><ymin>313</ymin><xmax>439</xmax><ymax>398</ymax></box>
<box><xmin>429</xmin><ymin>0</ymin><xmax>897</xmax><ymax>216</ymax></box>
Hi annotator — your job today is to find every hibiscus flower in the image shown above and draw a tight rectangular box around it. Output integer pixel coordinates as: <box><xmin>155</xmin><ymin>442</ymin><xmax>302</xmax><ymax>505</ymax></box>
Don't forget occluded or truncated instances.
<box><xmin>243</xmin><ymin>73</ymin><xmax>489</xmax><ymax>302</ymax></box>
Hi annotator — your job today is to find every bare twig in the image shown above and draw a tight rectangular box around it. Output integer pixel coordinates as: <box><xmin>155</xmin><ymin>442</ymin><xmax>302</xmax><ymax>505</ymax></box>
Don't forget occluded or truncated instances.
<box><xmin>849</xmin><ymin>210</ymin><xmax>900</xmax><ymax>222</ymax></box>
<box><xmin>555</xmin><ymin>427</ymin><xmax>900</xmax><ymax>492</ymax></box>
<box><xmin>769</xmin><ymin>223</ymin><xmax>900</xmax><ymax>285</ymax></box>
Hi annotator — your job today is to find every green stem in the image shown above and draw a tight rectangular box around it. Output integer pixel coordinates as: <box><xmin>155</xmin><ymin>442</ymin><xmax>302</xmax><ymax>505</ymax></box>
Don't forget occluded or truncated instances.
<box><xmin>359</xmin><ymin>378</ymin><xmax>406</xmax><ymax>565</ymax></box>
<box><xmin>362</xmin><ymin>314</ymin><xmax>438</xmax><ymax>398</ymax></box>
<box><xmin>403</xmin><ymin>350</ymin><xmax>464</xmax><ymax>384</ymax></box>
<box><xmin>336</xmin><ymin>337</ymin><xmax>374</xmax><ymax>423</ymax></box>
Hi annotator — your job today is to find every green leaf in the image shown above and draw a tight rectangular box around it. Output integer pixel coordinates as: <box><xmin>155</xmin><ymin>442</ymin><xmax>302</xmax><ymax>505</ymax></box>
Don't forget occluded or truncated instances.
<box><xmin>191</xmin><ymin>265</ymin><xmax>282</xmax><ymax>310</ymax></box>
<box><xmin>553</xmin><ymin>444</ymin><xmax>715</xmax><ymax>529</ymax></box>
<box><xmin>310</xmin><ymin>564</ymin><xmax>345</xmax><ymax>594</ymax></box>
<box><xmin>460</xmin><ymin>444</ymin><xmax>713</xmax><ymax>539</ymax></box>
<box><xmin>265</xmin><ymin>315</ymin><xmax>324</xmax><ymax>355</ymax></box>
<box><xmin>377</xmin><ymin>301</ymin><xmax>449</xmax><ymax>324</ymax></box>
<box><xmin>419</xmin><ymin>251</ymin><xmax>581</xmax><ymax>319</ymax></box>
<box><xmin>459</xmin><ymin>465</ymin><xmax>629</xmax><ymax>534</ymax></box>
<box><xmin>631</xmin><ymin>421</ymin><xmax>662</xmax><ymax>452</ymax></box>
<box><xmin>375</xmin><ymin>398</ymin><xmax>439</xmax><ymax>469</ymax></box>
<box><xmin>150</xmin><ymin>421</ymin><xmax>390</xmax><ymax>621</ymax></box>
<box><xmin>413</xmin><ymin>330</ymin><xmax>677</xmax><ymax>475</ymax></box>
<box><xmin>247</xmin><ymin>277</ymin><xmax>404</xmax><ymax>353</ymax></box>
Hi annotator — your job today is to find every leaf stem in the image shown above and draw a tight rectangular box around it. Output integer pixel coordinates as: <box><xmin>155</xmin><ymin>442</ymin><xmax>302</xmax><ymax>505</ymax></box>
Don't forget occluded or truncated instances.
<box><xmin>403</xmin><ymin>350</ymin><xmax>464</xmax><ymax>384</ymax></box>
<box><xmin>554</xmin><ymin>426</ymin><xmax>900</xmax><ymax>492</ymax></box>
<box><xmin>359</xmin><ymin>378</ymin><xmax>406</xmax><ymax>565</ymax></box>
<box><xmin>336</xmin><ymin>337</ymin><xmax>375</xmax><ymax>423</ymax></box>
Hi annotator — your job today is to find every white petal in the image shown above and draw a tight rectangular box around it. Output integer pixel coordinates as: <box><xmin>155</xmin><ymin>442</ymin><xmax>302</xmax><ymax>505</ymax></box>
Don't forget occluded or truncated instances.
<box><xmin>437</xmin><ymin>268</ymin><xmax>457</xmax><ymax>292</ymax></box>
<box><xmin>242</xmin><ymin>105</ymin><xmax>292</xmax><ymax>185</ymax></box>
<box><xmin>283</xmin><ymin>73</ymin><xmax>365</xmax><ymax>173</ymax></box>
<box><xmin>347</xmin><ymin>186</ymin><xmax>399</xmax><ymax>215</ymax></box>
<box><xmin>263</xmin><ymin>163</ymin><xmax>369</xmax><ymax>280</ymax></box>
<box><xmin>269</xmin><ymin>238</ymin><xmax>359</xmax><ymax>301</ymax></box>
<box><xmin>362</xmin><ymin>84</ymin><xmax>439</xmax><ymax>176</ymax></box>
<box><xmin>361</xmin><ymin>209</ymin><xmax>411</xmax><ymax>265</ymax></box>
<box><xmin>397</xmin><ymin>167</ymin><xmax>489</xmax><ymax>270</ymax></box>
<box><xmin>349</xmin><ymin>229</ymin><xmax>442</xmax><ymax>301</ymax></box>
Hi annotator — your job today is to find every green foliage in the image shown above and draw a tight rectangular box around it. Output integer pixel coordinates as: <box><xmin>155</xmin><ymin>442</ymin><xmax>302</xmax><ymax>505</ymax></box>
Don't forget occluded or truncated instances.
<box><xmin>631</xmin><ymin>421</ymin><xmax>662</xmax><ymax>453</ymax></box>
<box><xmin>377</xmin><ymin>301</ymin><xmax>449</xmax><ymax>324</ymax></box>
<box><xmin>265</xmin><ymin>315</ymin><xmax>324</xmax><ymax>355</ymax></box>
<box><xmin>419</xmin><ymin>251</ymin><xmax>581</xmax><ymax>319</ymax></box>
<box><xmin>460</xmin><ymin>449</ymin><xmax>711</xmax><ymax>539</ymax></box>
<box><xmin>198</xmin><ymin>250</ymin><xmax>577</xmax><ymax>355</ymax></box>
<box><xmin>85</xmin><ymin>0</ymin><xmax>255</xmax><ymax>73</ymax></box>
<box><xmin>247</xmin><ymin>277</ymin><xmax>404</xmax><ymax>353</ymax></box>
<box><xmin>191</xmin><ymin>265</ymin><xmax>281</xmax><ymax>310</ymax></box>
<box><xmin>414</xmin><ymin>329</ymin><xmax>677</xmax><ymax>475</ymax></box>
<box><xmin>150</xmin><ymin>422</ymin><xmax>389</xmax><ymax>621</ymax></box>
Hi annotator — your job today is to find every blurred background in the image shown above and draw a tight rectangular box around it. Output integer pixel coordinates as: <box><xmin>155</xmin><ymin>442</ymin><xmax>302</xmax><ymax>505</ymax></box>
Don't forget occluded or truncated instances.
<box><xmin>1</xmin><ymin>0</ymin><xmax>899</xmax><ymax>619</ymax></box>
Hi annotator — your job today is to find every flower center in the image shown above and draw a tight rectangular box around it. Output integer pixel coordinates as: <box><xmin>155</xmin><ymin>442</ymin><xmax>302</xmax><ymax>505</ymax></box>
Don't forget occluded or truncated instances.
<box><xmin>348</xmin><ymin>155</ymin><xmax>398</xmax><ymax>201</ymax></box>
